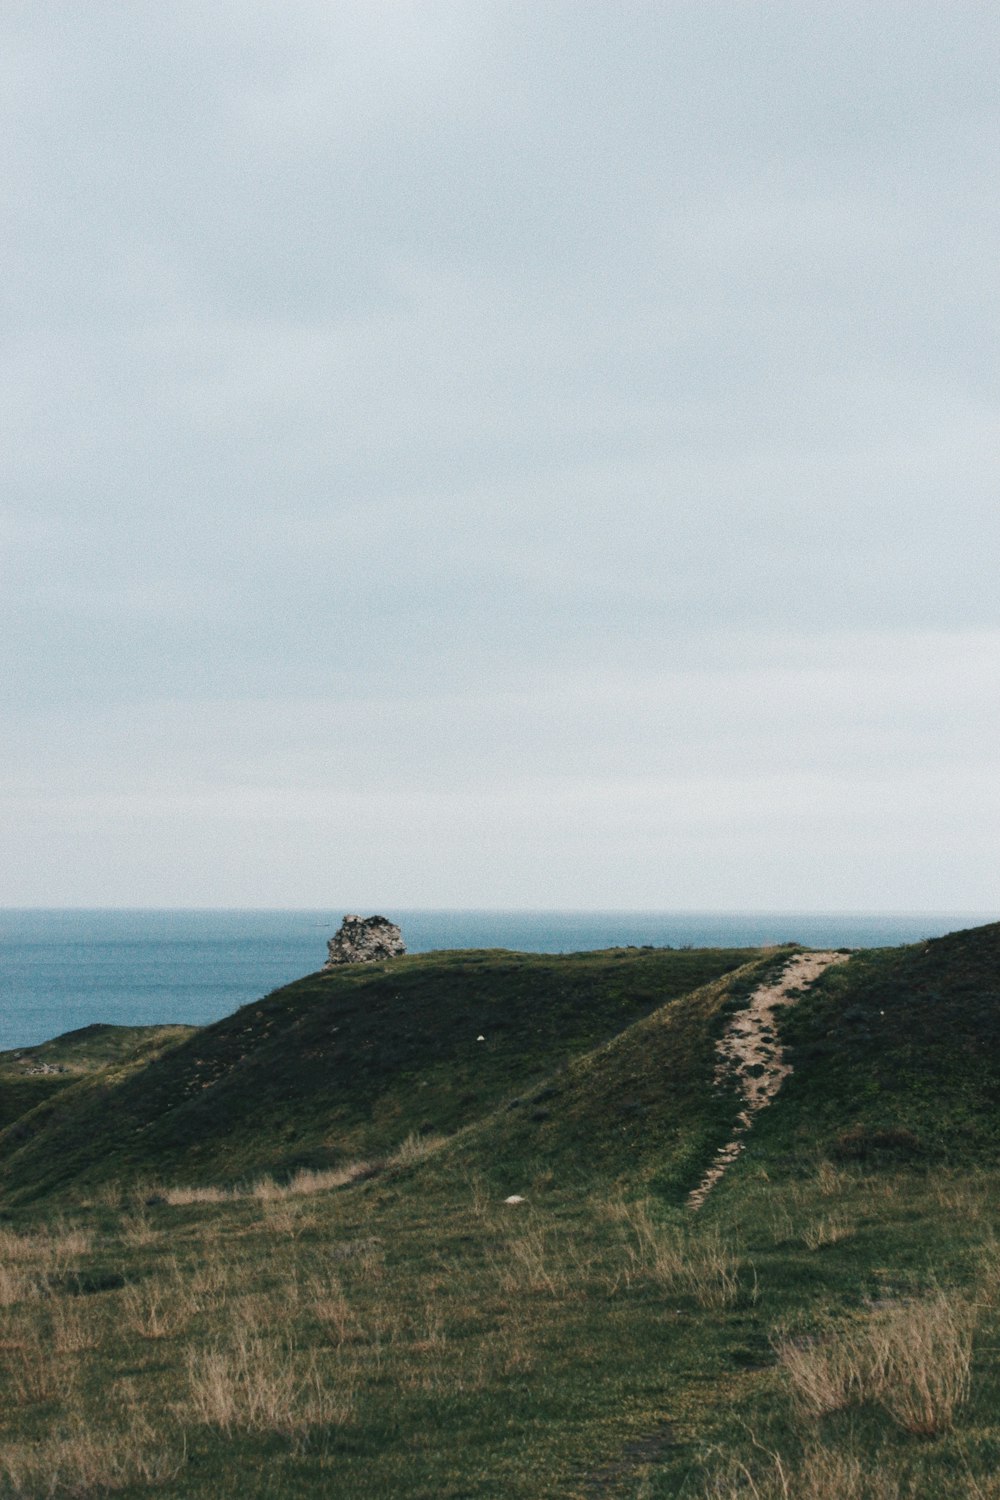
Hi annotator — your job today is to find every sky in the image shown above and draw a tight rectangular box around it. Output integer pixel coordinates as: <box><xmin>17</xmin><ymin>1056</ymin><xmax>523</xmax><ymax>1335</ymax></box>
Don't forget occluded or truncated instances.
<box><xmin>2</xmin><ymin>1</ymin><xmax>999</xmax><ymax>911</ymax></box>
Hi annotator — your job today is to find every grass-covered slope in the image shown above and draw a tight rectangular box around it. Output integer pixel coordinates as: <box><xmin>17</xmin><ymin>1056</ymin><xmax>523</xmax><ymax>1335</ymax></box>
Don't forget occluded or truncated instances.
<box><xmin>744</xmin><ymin>920</ymin><xmax>1000</xmax><ymax>1173</ymax></box>
<box><xmin>3</xmin><ymin>926</ymin><xmax>1000</xmax><ymax>1497</ymax></box>
<box><xmin>434</xmin><ymin>954</ymin><xmax>784</xmax><ymax>1202</ymax></box>
<box><xmin>0</xmin><ymin>946</ymin><xmax>753</xmax><ymax>1204</ymax></box>
<box><xmin>0</xmin><ymin>1023</ymin><xmax>195</xmax><ymax>1134</ymax></box>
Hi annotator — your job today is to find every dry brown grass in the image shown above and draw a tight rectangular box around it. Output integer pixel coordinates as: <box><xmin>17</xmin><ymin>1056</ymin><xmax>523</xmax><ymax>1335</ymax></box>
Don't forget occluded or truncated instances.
<box><xmin>0</xmin><ymin>1410</ymin><xmax>183</xmax><ymax>1496</ymax></box>
<box><xmin>184</xmin><ymin>1321</ymin><xmax>355</xmax><ymax>1445</ymax></box>
<box><xmin>867</xmin><ymin>1292</ymin><xmax>975</xmax><ymax>1436</ymax></box>
<box><xmin>0</xmin><ymin>1220</ymin><xmax>92</xmax><ymax>1273</ymax></box>
<box><xmin>608</xmin><ymin>1199</ymin><xmax>744</xmax><ymax>1308</ymax></box>
<box><xmin>0</xmin><ymin>1264</ymin><xmax>43</xmax><ymax>1308</ymax></box>
<box><xmin>48</xmin><ymin>1295</ymin><xmax>99</xmax><ymax>1354</ymax></box>
<box><xmin>161</xmin><ymin>1160</ymin><xmax>374</xmax><ymax>1208</ymax></box>
<box><xmin>286</xmin><ymin>1162</ymin><xmax>376</xmax><ymax>1194</ymax></box>
<box><xmin>0</xmin><ymin>1309</ymin><xmax>82</xmax><ymax>1405</ymax></box>
<box><xmin>773</xmin><ymin>1327</ymin><xmax>866</xmax><ymax>1415</ymax></box>
<box><xmin>775</xmin><ymin>1290</ymin><xmax>976</xmax><ymax>1435</ymax></box>
<box><xmin>120</xmin><ymin>1266</ymin><xmax>205</xmax><ymax>1341</ymax></box>
<box><xmin>928</xmin><ymin>1168</ymin><xmax>991</xmax><ymax>1221</ymax></box>
<box><xmin>490</xmin><ymin>1224</ymin><xmax>570</xmax><ymax>1297</ymax></box>
<box><xmin>119</xmin><ymin>1209</ymin><xmax>158</xmax><ymax>1248</ymax></box>
<box><xmin>385</xmin><ymin>1131</ymin><xmax>448</xmax><ymax>1170</ymax></box>
<box><xmin>161</xmin><ymin>1183</ymin><xmax>235</xmax><ymax>1206</ymax></box>
<box><xmin>814</xmin><ymin>1159</ymin><xmax>853</xmax><ymax>1198</ymax></box>
<box><xmin>305</xmin><ymin>1269</ymin><xmax>359</xmax><ymax>1346</ymax></box>
<box><xmin>800</xmin><ymin>1215</ymin><xmax>855</xmax><ymax>1251</ymax></box>
<box><xmin>702</xmin><ymin>1442</ymin><xmax>915</xmax><ymax>1499</ymax></box>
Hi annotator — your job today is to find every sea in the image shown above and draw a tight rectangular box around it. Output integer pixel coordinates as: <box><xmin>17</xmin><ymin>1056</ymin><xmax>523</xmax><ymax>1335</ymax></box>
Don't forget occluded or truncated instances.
<box><xmin>0</xmin><ymin>909</ymin><xmax>994</xmax><ymax>1053</ymax></box>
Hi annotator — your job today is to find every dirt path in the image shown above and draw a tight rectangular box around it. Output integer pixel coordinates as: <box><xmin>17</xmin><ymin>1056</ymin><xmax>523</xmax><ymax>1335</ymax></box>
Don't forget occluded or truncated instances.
<box><xmin>687</xmin><ymin>950</ymin><xmax>850</xmax><ymax>1211</ymax></box>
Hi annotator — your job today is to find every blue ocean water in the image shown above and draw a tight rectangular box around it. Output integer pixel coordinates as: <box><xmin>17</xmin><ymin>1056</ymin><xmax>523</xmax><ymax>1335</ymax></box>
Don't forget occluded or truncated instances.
<box><xmin>0</xmin><ymin>908</ymin><xmax>994</xmax><ymax>1052</ymax></box>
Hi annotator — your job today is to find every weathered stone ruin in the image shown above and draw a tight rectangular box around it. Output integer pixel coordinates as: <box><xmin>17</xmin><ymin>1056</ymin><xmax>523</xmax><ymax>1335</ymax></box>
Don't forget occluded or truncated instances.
<box><xmin>324</xmin><ymin>914</ymin><xmax>406</xmax><ymax>967</ymax></box>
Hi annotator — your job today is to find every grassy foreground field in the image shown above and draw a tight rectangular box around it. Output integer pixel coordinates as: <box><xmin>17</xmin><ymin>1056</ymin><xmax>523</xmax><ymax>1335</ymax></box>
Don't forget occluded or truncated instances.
<box><xmin>1</xmin><ymin>929</ymin><xmax>1000</xmax><ymax>1497</ymax></box>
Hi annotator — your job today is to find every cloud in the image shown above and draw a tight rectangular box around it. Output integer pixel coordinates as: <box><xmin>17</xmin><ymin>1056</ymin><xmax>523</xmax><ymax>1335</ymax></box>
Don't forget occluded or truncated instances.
<box><xmin>2</xmin><ymin>2</ymin><xmax>998</xmax><ymax>903</ymax></box>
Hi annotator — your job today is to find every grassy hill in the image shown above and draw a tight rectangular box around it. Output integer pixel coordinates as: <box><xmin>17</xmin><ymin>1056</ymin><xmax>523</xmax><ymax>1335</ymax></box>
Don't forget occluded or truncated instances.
<box><xmin>0</xmin><ymin>945</ymin><xmax>754</xmax><ymax>1204</ymax></box>
<box><xmin>1</xmin><ymin>925</ymin><xmax>1000</xmax><ymax>1498</ymax></box>
<box><xmin>0</xmin><ymin>1023</ymin><xmax>195</xmax><ymax>1135</ymax></box>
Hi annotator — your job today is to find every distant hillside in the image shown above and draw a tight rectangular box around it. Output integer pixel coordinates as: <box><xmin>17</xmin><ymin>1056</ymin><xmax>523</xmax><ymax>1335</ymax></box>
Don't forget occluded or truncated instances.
<box><xmin>0</xmin><ymin>1022</ymin><xmax>194</xmax><ymax>1134</ymax></box>
<box><xmin>0</xmin><ymin>946</ymin><xmax>753</xmax><ymax>1204</ymax></box>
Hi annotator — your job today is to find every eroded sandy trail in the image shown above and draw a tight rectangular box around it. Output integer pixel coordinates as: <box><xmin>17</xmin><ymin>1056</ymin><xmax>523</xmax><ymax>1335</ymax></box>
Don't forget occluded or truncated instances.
<box><xmin>687</xmin><ymin>950</ymin><xmax>850</xmax><ymax>1211</ymax></box>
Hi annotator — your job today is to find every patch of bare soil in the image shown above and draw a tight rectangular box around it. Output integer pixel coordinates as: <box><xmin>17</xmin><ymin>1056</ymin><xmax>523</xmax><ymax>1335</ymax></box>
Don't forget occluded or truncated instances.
<box><xmin>687</xmin><ymin>950</ymin><xmax>850</xmax><ymax>1211</ymax></box>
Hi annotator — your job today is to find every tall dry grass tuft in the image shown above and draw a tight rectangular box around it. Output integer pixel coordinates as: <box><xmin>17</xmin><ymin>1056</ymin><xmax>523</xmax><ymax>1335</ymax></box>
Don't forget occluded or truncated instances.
<box><xmin>286</xmin><ymin>1162</ymin><xmax>375</xmax><ymax>1194</ymax></box>
<box><xmin>773</xmin><ymin>1328</ymin><xmax>866</xmax><ymax>1415</ymax></box>
<box><xmin>48</xmin><ymin>1295</ymin><xmax>99</xmax><ymax>1353</ymax></box>
<box><xmin>119</xmin><ymin>1209</ymin><xmax>158</xmax><ymax>1248</ymax></box>
<box><xmin>800</xmin><ymin>1215</ymin><xmax>855</xmax><ymax>1251</ymax></box>
<box><xmin>490</xmin><ymin>1225</ymin><xmax>569</xmax><ymax>1297</ymax></box>
<box><xmin>0</xmin><ymin>1411</ymin><xmax>183</xmax><ymax>1496</ymax></box>
<box><xmin>815</xmin><ymin>1158</ymin><xmax>852</xmax><ymax>1198</ymax></box>
<box><xmin>1</xmin><ymin>1309</ymin><xmax>82</xmax><ymax>1405</ymax></box>
<box><xmin>928</xmin><ymin>1168</ymin><xmax>990</xmax><ymax>1222</ymax></box>
<box><xmin>610</xmin><ymin>1199</ymin><xmax>744</xmax><ymax>1308</ymax></box>
<box><xmin>702</xmin><ymin>1442</ymin><xmax>915</xmax><ymax>1499</ymax></box>
<box><xmin>867</xmin><ymin>1292</ymin><xmax>975</xmax><ymax>1436</ymax></box>
<box><xmin>305</xmin><ymin>1270</ymin><xmax>358</xmax><ymax>1346</ymax></box>
<box><xmin>185</xmin><ymin>1322</ymin><xmax>354</xmax><ymax>1445</ymax></box>
<box><xmin>121</xmin><ymin>1267</ymin><xmax>204</xmax><ymax>1341</ymax></box>
<box><xmin>776</xmin><ymin>1290</ymin><xmax>976</xmax><ymax>1435</ymax></box>
<box><xmin>0</xmin><ymin>1220</ymin><xmax>92</xmax><ymax>1275</ymax></box>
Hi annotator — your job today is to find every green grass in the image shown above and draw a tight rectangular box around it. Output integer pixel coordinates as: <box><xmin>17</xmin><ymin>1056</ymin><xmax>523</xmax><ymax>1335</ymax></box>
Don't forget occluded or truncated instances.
<box><xmin>745</xmin><ymin>921</ymin><xmax>1000</xmax><ymax>1174</ymax></box>
<box><xmin>2</xmin><ymin>926</ymin><xmax>1000</xmax><ymax>1497</ymax></box>
<box><xmin>0</xmin><ymin>1025</ymin><xmax>196</xmax><ymax>1136</ymax></box>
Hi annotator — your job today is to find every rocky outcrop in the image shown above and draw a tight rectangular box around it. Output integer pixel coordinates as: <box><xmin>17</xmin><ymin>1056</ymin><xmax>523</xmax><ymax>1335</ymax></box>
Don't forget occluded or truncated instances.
<box><xmin>324</xmin><ymin>914</ymin><xmax>406</xmax><ymax>967</ymax></box>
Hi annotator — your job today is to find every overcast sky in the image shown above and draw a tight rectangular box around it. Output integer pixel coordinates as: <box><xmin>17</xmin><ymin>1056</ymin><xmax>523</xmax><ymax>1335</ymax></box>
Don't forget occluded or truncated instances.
<box><xmin>2</xmin><ymin>1</ymin><xmax>998</xmax><ymax>910</ymax></box>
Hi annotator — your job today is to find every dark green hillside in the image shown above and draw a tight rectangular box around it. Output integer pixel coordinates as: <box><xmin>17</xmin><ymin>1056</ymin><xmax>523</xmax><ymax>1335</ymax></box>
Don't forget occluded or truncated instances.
<box><xmin>0</xmin><ymin>1023</ymin><xmax>195</xmax><ymax>1134</ymax></box>
<box><xmin>747</xmin><ymin>920</ymin><xmax>1000</xmax><ymax>1171</ymax></box>
<box><xmin>435</xmin><ymin>955</ymin><xmax>779</xmax><ymax>1202</ymax></box>
<box><xmin>0</xmin><ymin>946</ymin><xmax>753</xmax><ymax>1204</ymax></box>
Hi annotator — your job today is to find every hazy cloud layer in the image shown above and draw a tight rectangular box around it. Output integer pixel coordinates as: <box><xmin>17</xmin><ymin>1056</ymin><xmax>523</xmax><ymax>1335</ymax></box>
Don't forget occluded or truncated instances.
<box><xmin>3</xmin><ymin>2</ymin><xmax>998</xmax><ymax>907</ymax></box>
